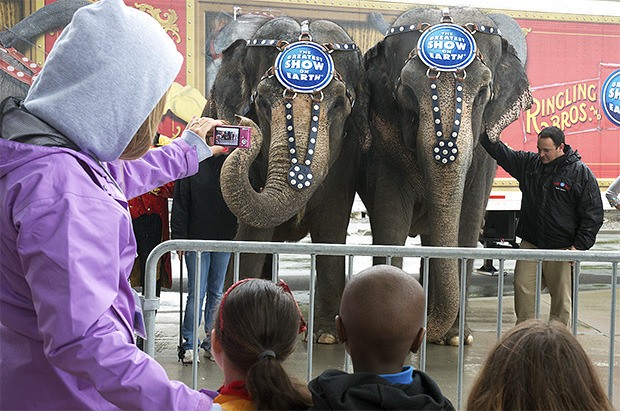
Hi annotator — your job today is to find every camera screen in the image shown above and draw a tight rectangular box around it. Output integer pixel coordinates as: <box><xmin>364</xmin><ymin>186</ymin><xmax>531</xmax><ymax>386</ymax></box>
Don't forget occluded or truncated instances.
<box><xmin>214</xmin><ymin>126</ymin><xmax>240</xmax><ymax>146</ymax></box>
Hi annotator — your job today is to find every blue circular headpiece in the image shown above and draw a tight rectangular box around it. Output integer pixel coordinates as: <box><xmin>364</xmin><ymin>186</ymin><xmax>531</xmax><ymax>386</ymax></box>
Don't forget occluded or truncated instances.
<box><xmin>275</xmin><ymin>41</ymin><xmax>334</xmax><ymax>93</ymax></box>
<box><xmin>601</xmin><ymin>68</ymin><xmax>620</xmax><ymax>127</ymax></box>
<box><xmin>417</xmin><ymin>24</ymin><xmax>477</xmax><ymax>71</ymax></box>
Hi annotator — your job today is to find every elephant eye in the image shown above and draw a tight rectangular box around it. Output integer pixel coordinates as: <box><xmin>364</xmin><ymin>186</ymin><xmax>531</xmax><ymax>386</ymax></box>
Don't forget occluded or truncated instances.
<box><xmin>478</xmin><ymin>84</ymin><xmax>491</xmax><ymax>101</ymax></box>
<box><xmin>398</xmin><ymin>84</ymin><xmax>419</xmax><ymax>114</ymax></box>
<box><xmin>330</xmin><ymin>96</ymin><xmax>346</xmax><ymax>111</ymax></box>
<box><xmin>474</xmin><ymin>84</ymin><xmax>492</xmax><ymax>109</ymax></box>
<box><xmin>255</xmin><ymin>95</ymin><xmax>272</xmax><ymax>118</ymax></box>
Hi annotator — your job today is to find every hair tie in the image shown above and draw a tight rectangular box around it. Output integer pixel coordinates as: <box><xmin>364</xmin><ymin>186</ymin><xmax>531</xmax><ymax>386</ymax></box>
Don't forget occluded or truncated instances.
<box><xmin>258</xmin><ymin>350</ymin><xmax>276</xmax><ymax>360</ymax></box>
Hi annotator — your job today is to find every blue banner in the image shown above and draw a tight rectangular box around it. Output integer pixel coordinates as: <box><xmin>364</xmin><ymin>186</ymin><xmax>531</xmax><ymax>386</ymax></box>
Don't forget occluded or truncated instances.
<box><xmin>417</xmin><ymin>24</ymin><xmax>477</xmax><ymax>71</ymax></box>
<box><xmin>275</xmin><ymin>41</ymin><xmax>334</xmax><ymax>93</ymax></box>
<box><xmin>601</xmin><ymin>68</ymin><xmax>620</xmax><ymax>127</ymax></box>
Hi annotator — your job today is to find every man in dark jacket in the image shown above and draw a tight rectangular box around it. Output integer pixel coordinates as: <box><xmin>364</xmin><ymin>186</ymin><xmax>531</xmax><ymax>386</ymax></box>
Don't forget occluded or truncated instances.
<box><xmin>308</xmin><ymin>265</ymin><xmax>454</xmax><ymax>410</ymax></box>
<box><xmin>171</xmin><ymin>154</ymin><xmax>237</xmax><ymax>363</ymax></box>
<box><xmin>481</xmin><ymin>126</ymin><xmax>603</xmax><ymax>325</ymax></box>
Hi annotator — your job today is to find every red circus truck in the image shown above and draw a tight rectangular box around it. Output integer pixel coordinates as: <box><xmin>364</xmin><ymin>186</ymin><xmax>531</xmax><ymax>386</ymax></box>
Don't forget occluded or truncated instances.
<box><xmin>6</xmin><ymin>0</ymin><xmax>620</xmax><ymax>245</ymax></box>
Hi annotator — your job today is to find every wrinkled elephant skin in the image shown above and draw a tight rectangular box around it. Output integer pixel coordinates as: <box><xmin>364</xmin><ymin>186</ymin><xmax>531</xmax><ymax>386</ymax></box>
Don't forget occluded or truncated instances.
<box><xmin>210</xmin><ymin>17</ymin><xmax>370</xmax><ymax>342</ymax></box>
<box><xmin>361</xmin><ymin>7</ymin><xmax>532</xmax><ymax>344</ymax></box>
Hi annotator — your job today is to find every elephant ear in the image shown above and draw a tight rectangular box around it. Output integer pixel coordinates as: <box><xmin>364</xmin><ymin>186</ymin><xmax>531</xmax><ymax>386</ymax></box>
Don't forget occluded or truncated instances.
<box><xmin>0</xmin><ymin>0</ymin><xmax>91</xmax><ymax>48</ymax></box>
<box><xmin>210</xmin><ymin>39</ymin><xmax>252</xmax><ymax>122</ymax></box>
<box><xmin>483</xmin><ymin>38</ymin><xmax>532</xmax><ymax>142</ymax></box>
<box><xmin>364</xmin><ymin>40</ymin><xmax>402</xmax><ymax>149</ymax></box>
<box><xmin>488</xmin><ymin>13</ymin><xmax>527</xmax><ymax>68</ymax></box>
<box><xmin>368</xmin><ymin>12</ymin><xmax>390</xmax><ymax>36</ymax></box>
<box><xmin>346</xmin><ymin>50</ymin><xmax>372</xmax><ymax>151</ymax></box>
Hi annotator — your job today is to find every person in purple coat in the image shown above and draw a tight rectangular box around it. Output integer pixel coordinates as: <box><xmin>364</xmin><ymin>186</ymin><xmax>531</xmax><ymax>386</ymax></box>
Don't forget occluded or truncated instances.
<box><xmin>0</xmin><ymin>0</ymin><xmax>227</xmax><ymax>409</ymax></box>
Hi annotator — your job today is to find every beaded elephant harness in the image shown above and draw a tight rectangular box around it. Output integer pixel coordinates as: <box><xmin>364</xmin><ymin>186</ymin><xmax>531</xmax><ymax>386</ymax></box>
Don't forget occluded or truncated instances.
<box><xmin>0</xmin><ymin>47</ymin><xmax>41</xmax><ymax>87</ymax></box>
<box><xmin>247</xmin><ymin>21</ymin><xmax>358</xmax><ymax>190</ymax></box>
<box><xmin>386</xmin><ymin>9</ymin><xmax>502</xmax><ymax>165</ymax></box>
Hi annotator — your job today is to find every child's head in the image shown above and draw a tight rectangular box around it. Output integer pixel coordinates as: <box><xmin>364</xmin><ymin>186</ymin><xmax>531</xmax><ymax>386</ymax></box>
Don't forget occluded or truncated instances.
<box><xmin>467</xmin><ymin>319</ymin><xmax>613</xmax><ymax>411</ymax></box>
<box><xmin>336</xmin><ymin>265</ymin><xmax>426</xmax><ymax>373</ymax></box>
<box><xmin>212</xmin><ymin>278</ymin><xmax>311</xmax><ymax>409</ymax></box>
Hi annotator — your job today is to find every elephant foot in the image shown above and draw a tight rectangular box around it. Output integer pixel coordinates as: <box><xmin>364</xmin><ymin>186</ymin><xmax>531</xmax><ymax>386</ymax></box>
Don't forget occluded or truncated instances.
<box><xmin>301</xmin><ymin>329</ymin><xmax>339</xmax><ymax>344</ymax></box>
<box><xmin>432</xmin><ymin>325</ymin><xmax>474</xmax><ymax>347</ymax></box>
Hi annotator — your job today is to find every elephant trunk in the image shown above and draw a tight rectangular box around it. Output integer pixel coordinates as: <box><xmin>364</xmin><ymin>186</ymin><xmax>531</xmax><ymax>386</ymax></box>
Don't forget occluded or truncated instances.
<box><xmin>425</xmin><ymin>199</ymin><xmax>463</xmax><ymax>342</ymax></box>
<box><xmin>221</xmin><ymin>97</ymin><xmax>330</xmax><ymax>228</ymax></box>
<box><xmin>0</xmin><ymin>0</ymin><xmax>91</xmax><ymax>48</ymax></box>
<box><xmin>417</xmin><ymin>88</ymin><xmax>475</xmax><ymax>341</ymax></box>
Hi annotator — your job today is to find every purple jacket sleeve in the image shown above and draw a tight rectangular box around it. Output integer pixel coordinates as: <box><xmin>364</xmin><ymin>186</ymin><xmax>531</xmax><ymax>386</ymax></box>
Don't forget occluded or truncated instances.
<box><xmin>106</xmin><ymin>135</ymin><xmax>205</xmax><ymax>200</ymax></box>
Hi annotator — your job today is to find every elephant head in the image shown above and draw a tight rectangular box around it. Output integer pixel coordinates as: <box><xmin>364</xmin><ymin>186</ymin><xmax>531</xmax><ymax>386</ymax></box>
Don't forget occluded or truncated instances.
<box><xmin>212</xmin><ymin>17</ymin><xmax>370</xmax><ymax>229</ymax></box>
<box><xmin>364</xmin><ymin>7</ymin><xmax>531</xmax><ymax>341</ymax></box>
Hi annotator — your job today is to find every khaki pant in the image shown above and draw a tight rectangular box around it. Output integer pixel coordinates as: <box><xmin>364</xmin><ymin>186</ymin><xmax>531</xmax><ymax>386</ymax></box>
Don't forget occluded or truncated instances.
<box><xmin>513</xmin><ymin>240</ymin><xmax>572</xmax><ymax>325</ymax></box>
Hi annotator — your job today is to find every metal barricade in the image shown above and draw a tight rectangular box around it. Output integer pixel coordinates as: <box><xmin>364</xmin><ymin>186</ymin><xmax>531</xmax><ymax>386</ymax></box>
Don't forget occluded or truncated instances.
<box><xmin>143</xmin><ymin>240</ymin><xmax>620</xmax><ymax>408</ymax></box>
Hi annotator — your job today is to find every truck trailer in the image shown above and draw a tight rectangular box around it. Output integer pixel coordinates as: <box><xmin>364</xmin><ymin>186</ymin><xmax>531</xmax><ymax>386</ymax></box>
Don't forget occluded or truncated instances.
<box><xmin>3</xmin><ymin>0</ymin><xmax>619</xmax><ymax>245</ymax></box>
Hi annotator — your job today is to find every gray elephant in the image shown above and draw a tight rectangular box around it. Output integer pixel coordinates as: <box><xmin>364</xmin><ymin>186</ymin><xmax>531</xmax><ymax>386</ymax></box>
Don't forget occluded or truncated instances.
<box><xmin>209</xmin><ymin>17</ymin><xmax>370</xmax><ymax>342</ymax></box>
<box><xmin>1</xmin><ymin>0</ymin><xmax>90</xmax><ymax>102</ymax></box>
<box><xmin>360</xmin><ymin>7</ymin><xmax>532</xmax><ymax>344</ymax></box>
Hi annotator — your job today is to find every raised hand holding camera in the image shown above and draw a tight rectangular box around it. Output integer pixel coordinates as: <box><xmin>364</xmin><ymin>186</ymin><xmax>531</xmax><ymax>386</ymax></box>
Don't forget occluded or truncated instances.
<box><xmin>185</xmin><ymin>116</ymin><xmax>229</xmax><ymax>156</ymax></box>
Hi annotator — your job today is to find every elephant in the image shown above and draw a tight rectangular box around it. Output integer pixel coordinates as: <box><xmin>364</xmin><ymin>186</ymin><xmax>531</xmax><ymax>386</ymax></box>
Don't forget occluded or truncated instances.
<box><xmin>1</xmin><ymin>0</ymin><xmax>91</xmax><ymax>102</ymax></box>
<box><xmin>208</xmin><ymin>17</ymin><xmax>370</xmax><ymax>342</ymax></box>
<box><xmin>360</xmin><ymin>7</ymin><xmax>532</xmax><ymax>345</ymax></box>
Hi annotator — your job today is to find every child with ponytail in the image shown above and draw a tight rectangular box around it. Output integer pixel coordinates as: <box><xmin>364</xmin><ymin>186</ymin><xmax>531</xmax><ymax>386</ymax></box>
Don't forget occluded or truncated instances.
<box><xmin>208</xmin><ymin>278</ymin><xmax>312</xmax><ymax>410</ymax></box>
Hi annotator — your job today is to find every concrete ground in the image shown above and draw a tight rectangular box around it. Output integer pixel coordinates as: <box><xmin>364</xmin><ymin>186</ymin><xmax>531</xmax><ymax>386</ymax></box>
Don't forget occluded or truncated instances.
<box><xmin>152</xmin><ymin>284</ymin><xmax>619</xmax><ymax>409</ymax></box>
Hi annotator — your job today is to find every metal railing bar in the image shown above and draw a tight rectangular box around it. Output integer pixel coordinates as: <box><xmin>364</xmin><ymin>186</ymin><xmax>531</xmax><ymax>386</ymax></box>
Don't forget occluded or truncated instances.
<box><xmin>272</xmin><ymin>253</ymin><xmax>279</xmax><ymax>283</ymax></box>
<box><xmin>191</xmin><ymin>252</ymin><xmax>201</xmax><ymax>388</ymax></box>
<box><xmin>572</xmin><ymin>262</ymin><xmax>581</xmax><ymax>335</ymax></box>
<box><xmin>307</xmin><ymin>254</ymin><xmax>317</xmax><ymax>382</ymax></box>
<box><xmin>146</xmin><ymin>240</ymin><xmax>620</xmax><ymax>262</ymax></box>
<box><xmin>457</xmin><ymin>258</ymin><xmax>468</xmax><ymax>411</ymax></box>
<box><xmin>609</xmin><ymin>261</ymin><xmax>617</xmax><ymax>401</ymax></box>
<box><xmin>496</xmin><ymin>258</ymin><xmax>505</xmax><ymax>340</ymax></box>
<box><xmin>344</xmin><ymin>255</ymin><xmax>354</xmax><ymax>373</ymax></box>
<box><xmin>420</xmin><ymin>256</ymin><xmax>430</xmax><ymax>373</ymax></box>
<box><xmin>535</xmin><ymin>260</ymin><xmax>542</xmax><ymax>319</ymax></box>
<box><xmin>233</xmin><ymin>251</ymin><xmax>240</xmax><ymax>283</ymax></box>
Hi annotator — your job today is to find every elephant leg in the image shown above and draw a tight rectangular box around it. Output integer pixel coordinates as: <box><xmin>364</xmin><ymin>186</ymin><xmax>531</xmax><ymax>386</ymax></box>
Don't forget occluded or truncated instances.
<box><xmin>306</xmin><ymin>185</ymin><xmax>356</xmax><ymax>344</ymax></box>
<box><xmin>310</xmin><ymin>254</ymin><xmax>346</xmax><ymax>344</ymax></box>
<box><xmin>436</xmin><ymin>259</ymin><xmax>475</xmax><ymax>347</ymax></box>
<box><xmin>366</xmin><ymin>172</ymin><xmax>414</xmax><ymax>268</ymax></box>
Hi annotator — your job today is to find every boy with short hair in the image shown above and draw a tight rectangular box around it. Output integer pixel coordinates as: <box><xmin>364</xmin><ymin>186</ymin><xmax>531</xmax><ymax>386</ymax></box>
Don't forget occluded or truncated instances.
<box><xmin>309</xmin><ymin>265</ymin><xmax>455</xmax><ymax>410</ymax></box>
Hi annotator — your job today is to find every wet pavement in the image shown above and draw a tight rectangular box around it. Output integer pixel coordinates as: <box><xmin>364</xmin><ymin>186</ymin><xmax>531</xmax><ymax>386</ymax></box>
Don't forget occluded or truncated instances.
<box><xmin>149</xmin><ymin>211</ymin><xmax>620</xmax><ymax>409</ymax></box>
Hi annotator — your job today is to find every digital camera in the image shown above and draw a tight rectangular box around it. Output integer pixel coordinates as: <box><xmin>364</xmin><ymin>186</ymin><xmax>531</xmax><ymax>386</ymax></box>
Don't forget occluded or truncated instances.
<box><xmin>213</xmin><ymin>125</ymin><xmax>251</xmax><ymax>148</ymax></box>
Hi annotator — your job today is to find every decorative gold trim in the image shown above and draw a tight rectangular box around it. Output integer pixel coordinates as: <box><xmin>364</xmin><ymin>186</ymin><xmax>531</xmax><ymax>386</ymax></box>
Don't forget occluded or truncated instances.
<box><xmin>134</xmin><ymin>3</ymin><xmax>181</xmax><ymax>43</ymax></box>
<box><xmin>33</xmin><ymin>0</ymin><xmax>46</xmax><ymax>66</ymax></box>
<box><xmin>494</xmin><ymin>177</ymin><xmax>616</xmax><ymax>189</ymax></box>
<box><xmin>492</xmin><ymin>178</ymin><xmax>520</xmax><ymax>189</ymax></box>
<box><xmin>186</xmin><ymin>0</ymin><xmax>196</xmax><ymax>90</ymax></box>
<box><xmin>171</xmin><ymin>124</ymin><xmax>183</xmax><ymax>138</ymax></box>
<box><xmin>198</xmin><ymin>0</ymin><xmax>620</xmax><ymax>24</ymax></box>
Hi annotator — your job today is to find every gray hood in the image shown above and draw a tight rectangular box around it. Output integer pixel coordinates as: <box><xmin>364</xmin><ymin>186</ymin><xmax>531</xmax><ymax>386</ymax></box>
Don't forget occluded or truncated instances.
<box><xmin>23</xmin><ymin>0</ymin><xmax>183</xmax><ymax>162</ymax></box>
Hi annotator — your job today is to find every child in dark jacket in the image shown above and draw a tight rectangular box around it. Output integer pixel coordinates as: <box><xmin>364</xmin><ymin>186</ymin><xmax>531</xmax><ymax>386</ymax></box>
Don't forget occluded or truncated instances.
<box><xmin>309</xmin><ymin>265</ymin><xmax>455</xmax><ymax>410</ymax></box>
